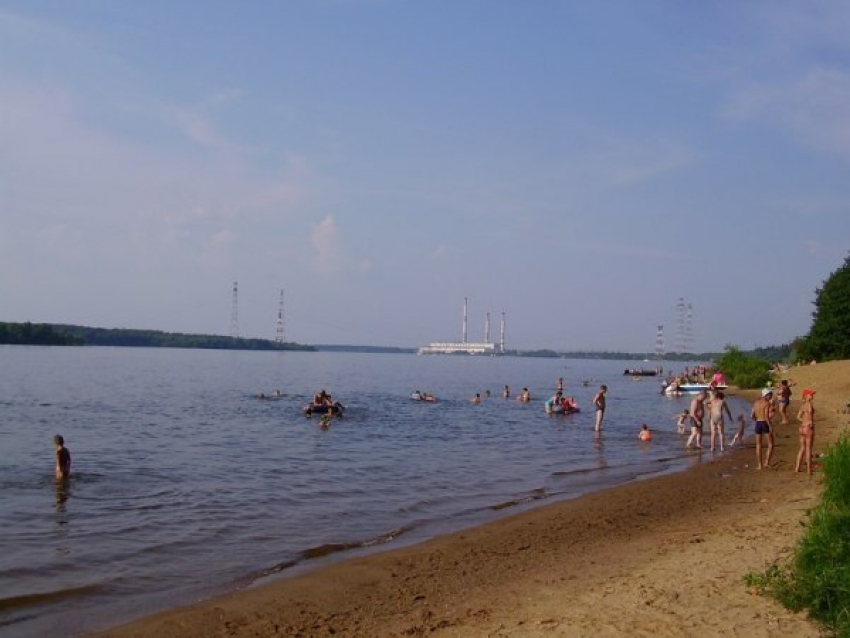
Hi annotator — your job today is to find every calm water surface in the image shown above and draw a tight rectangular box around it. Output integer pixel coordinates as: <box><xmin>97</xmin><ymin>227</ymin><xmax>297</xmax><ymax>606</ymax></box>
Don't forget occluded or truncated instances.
<box><xmin>0</xmin><ymin>347</ymin><xmax>748</xmax><ymax>636</ymax></box>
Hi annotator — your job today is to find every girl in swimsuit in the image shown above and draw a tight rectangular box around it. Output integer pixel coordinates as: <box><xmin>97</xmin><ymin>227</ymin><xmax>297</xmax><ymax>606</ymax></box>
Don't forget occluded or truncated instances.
<box><xmin>795</xmin><ymin>389</ymin><xmax>816</xmax><ymax>475</ymax></box>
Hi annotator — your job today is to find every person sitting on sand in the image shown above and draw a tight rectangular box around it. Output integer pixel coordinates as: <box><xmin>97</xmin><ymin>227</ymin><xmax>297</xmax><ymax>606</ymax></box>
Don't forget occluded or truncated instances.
<box><xmin>730</xmin><ymin>414</ymin><xmax>746</xmax><ymax>447</ymax></box>
<box><xmin>674</xmin><ymin>408</ymin><xmax>690</xmax><ymax>435</ymax></box>
<box><xmin>54</xmin><ymin>434</ymin><xmax>71</xmax><ymax>480</ymax></box>
<box><xmin>795</xmin><ymin>389</ymin><xmax>816</xmax><ymax>475</ymax></box>
<box><xmin>639</xmin><ymin>424</ymin><xmax>652</xmax><ymax>441</ymax></box>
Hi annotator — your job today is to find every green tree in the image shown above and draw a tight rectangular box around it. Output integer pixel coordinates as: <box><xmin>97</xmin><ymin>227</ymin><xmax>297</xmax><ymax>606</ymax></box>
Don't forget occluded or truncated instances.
<box><xmin>806</xmin><ymin>252</ymin><xmax>850</xmax><ymax>361</ymax></box>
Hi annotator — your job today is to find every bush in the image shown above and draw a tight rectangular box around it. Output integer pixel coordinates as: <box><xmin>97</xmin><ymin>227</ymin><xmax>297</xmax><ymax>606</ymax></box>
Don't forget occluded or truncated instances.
<box><xmin>747</xmin><ymin>435</ymin><xmax>850</xmax><ymax>635</ymax></box>
<box><xmin>716</xmin><ymin>345</ymin><xmax>772</xmax><ymax>389</ymax></box>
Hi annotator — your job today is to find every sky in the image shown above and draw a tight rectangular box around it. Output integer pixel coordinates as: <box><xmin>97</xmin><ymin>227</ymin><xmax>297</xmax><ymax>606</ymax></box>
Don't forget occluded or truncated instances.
<box><xmin>1</xmin><ymin>1</ymin><xmax>849</xmax><ymax>352</ymax></box>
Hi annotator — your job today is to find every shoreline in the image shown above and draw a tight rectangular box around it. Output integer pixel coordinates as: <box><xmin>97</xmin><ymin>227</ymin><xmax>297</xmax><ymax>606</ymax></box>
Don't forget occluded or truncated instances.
<box><xmin>97</xmin><ymin>361</ymin><xmax>849</xmax><ymax>637</ymax></box>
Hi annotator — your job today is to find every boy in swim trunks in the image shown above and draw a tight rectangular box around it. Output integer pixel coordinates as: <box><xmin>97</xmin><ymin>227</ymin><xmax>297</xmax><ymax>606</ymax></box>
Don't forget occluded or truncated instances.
<box><xmin>751</xmin><ymin>389</ymin><xmax>775</xmax><ymax>469</ymax></box>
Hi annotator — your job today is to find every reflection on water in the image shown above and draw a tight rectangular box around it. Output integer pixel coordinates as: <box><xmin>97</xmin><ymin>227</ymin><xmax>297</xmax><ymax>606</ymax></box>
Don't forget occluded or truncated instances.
<box><xmin>54</xmin><ymin>477</ymin><xmax>71</xmax><ymax>511</ymax></box>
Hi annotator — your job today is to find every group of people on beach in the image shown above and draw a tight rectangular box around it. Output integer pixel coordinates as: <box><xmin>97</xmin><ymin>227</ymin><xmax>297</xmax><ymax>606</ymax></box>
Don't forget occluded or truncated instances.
<box><xmin>671</xmin><ymin>379</ymin><xmax>816</xmax><ymax>474</ymax></box>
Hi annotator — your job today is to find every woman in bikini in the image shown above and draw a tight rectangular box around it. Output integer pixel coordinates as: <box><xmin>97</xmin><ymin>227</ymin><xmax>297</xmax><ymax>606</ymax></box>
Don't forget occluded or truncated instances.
<box><xmin>795</xmin><ymin>389</ymin><xmax>816</xmax><ymax>475</ymax></box>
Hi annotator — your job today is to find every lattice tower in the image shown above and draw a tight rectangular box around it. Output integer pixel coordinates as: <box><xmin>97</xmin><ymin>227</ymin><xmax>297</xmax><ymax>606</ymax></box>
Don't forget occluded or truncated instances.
<box><xmin>275</xmin><ymin>289</ymin><xmax>285</xmax><ymax>343</ymax></box>
<box><xmin>230</xmin><ymin>281</ymin><xmax>239</xmax><ymax>339</ymax></box>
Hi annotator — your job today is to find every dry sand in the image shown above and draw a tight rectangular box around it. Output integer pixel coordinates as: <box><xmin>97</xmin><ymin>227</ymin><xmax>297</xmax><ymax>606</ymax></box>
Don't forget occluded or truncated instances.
<box><xmin>98</xmin><ymin>360</ymin><xmax>850</xmax><ymax>637</ymax></box>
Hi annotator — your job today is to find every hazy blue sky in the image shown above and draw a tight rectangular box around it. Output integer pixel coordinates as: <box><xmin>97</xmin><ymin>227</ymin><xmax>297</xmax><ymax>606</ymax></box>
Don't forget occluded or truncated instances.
<box><xmin>2</xmin><ymin>1</ymin><xmax>849</xmax><ymax>351</ymax></box>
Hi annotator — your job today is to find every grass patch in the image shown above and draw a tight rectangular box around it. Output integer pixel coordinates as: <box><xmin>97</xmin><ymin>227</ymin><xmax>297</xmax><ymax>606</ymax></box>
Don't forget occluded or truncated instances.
<box><xmin>746</xmin><ymin>436</ymin><xmax>850</xmax><ymax>635</ymax></box>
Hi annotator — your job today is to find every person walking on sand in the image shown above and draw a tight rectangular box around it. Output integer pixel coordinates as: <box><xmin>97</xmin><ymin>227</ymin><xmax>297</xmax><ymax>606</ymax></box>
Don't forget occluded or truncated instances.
<box><xmin>708</xmin><ymin>390</ymin><xmax>733</xmax><ymax>452</ymax></box>
<box><xmin>777</xmin><ymin>379</ymin><xmax>793</xmax><ymax>425</ymax></box>
<box><xmin>795</xmin><ymin>389</ymin><xmax>816</xmax><ymax>475</ymax></box>
<box><xmin>686</xmin><ymin>390</ymin><xmax>707</xmax><ymax>449</ymax></box>
<box><xmin>54</xmin><ymin>434</ymin><xmax>71</xmax><ymax>480</ymax></box>
<box><xmin>593</xmin><ymin>385</ymin><xmax>607</xmax><ymax>432</ymax></box>
<box><xmin>751</xmin><ymin>388</ymin><xmax>775</xmax><ymax>469</ymax></box>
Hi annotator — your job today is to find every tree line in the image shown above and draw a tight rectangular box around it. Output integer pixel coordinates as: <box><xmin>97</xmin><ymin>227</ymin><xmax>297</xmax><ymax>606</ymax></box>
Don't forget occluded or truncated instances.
<box><xmin>0</xmin><ymin>323</ymin><xmax>314</xmax><ymax>351</ymax></box>
<box><xmin>0</xmin><ymin>322</ymin><xmax>83</xmax><ymax>346</ymax></box>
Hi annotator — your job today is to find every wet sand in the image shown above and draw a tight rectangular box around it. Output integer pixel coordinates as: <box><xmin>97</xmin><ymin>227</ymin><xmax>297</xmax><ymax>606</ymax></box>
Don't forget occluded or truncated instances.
<box><xmin>98</xmin><ymin>360</ymin><xmax>850</xmax><ymax>637</ymax></box>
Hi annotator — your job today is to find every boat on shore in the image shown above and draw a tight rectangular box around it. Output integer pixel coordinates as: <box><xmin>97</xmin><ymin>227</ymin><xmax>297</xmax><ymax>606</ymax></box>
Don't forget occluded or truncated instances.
<box><xmin>663</xmin><ymin>383</ymin><xmax>728</xmax><ymax>395</ymax></box>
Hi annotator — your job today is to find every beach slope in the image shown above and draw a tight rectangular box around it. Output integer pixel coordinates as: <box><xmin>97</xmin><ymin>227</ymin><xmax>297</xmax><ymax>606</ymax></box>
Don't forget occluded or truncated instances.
<box><xmin>99</xmin><ymin>361</ymin><xmax>850</xmax><ymax>637</ymax></box>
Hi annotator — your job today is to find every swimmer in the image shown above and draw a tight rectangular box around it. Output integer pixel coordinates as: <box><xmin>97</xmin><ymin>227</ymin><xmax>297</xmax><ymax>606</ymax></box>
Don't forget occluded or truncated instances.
<box><xmin>54</xmin><ymin>434</ymin><xmax>71</xmax><ymax>480</ymax></box>
<box><xmin>638</xmin><ymin>424</ymin><xmax>652</xmax><ymax>442</ymax></box>
<box><xmin>319</xmin><ymin>414</ymin><xmax>332</xmax><ymax>428</ymax></box>
<box><xmin>471</xmin><ymin>393</ymin><xmax>482</xmax><ymax>404</ymax></box>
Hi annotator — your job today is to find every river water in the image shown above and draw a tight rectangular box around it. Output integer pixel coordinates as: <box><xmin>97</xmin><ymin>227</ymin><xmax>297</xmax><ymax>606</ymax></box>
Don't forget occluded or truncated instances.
<box><xmin>0</xmin><ymin>346</ymin><xmax>748</xmax><ymax>636</ymax></box>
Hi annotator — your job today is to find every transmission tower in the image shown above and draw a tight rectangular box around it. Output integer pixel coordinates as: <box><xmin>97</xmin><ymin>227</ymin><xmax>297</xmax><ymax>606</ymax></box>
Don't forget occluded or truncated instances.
<box><xmin>462</xmin><ymin>297</ymin><xmax>468</xmax><ymax>343</ymax></box>
<box><xmin>275</xmin><ymin>289</ymin><xmax>286</xmax><ymax>343</ymax></box>
<box><xmin>500</xmin><ymin>312</ymin><xmax>506</xmax><ymax>353</ymax></box>
<box><xmin>675</xmin><ymin>297</ymin><xmax>686</xmax><ymax>353</ymax></box>
<box><xmin>230</xmin><ymin>281</ymin><xmax>239</xmax><ymax>339</ymax></box>
<box><xmin>685</xmin><ymin>303</ymin><xmax>694</xmax><ymax>353</ymax></box>
<box><xmin>655</xmin><ymin>325</ymin><xmax>665</xmax><ymax>361</ymax></box>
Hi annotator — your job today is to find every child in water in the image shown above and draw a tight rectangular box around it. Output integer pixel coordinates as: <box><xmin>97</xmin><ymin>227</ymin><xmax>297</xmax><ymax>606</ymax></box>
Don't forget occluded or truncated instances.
<box><xmin>319</xmin><ymin>414</ymin><xmax>332</xmax><ymax>429</ymax></box>
<box><xmin>729</xmin><ymin>414</ymin><xmax>746</xmax><ymax>447</ymax></box>
<box><xmin>638</xmin><ymin>424</ymin><xmax>652</xmax><ymax>441</ymax></box>
<box><xmin>674</xmin><ymin>409</ymin><xmax>690</xmax><ymax>435</ymax></box>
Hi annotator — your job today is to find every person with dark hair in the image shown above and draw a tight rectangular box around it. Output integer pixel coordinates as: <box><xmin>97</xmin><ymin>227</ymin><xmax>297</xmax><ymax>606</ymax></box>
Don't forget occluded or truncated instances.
<box><xmin>751</xmin><ymin>389</ymin><xmax>775</xmax><ymax>470</ymax></box>
<box><xmin>593</xmin><ymin>385</ymin><xmax>607</xmax><ymax>432</ymax></box>
<box><xmin>777</xmin><ymin>379</ymin><xmax>793</xmax><ymax>425</ymax></box>
<box><xmin>54</xmin><ymin>434</ymin><xmax>71</xmax><ymax>480</ymax></box>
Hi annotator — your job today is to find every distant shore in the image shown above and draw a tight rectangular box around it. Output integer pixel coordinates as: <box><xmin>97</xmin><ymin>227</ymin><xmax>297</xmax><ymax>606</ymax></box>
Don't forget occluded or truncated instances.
<box><xmin>98</xmin><ymin>361</ymin><xmax>848</xmax><ymax>637</ymax></box>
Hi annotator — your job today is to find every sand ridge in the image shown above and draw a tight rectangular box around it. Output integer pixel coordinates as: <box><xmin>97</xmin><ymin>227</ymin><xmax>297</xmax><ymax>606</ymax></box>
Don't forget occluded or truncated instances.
<box><xmin>98</xmin><ymin>360</ymin><xmax>850</xmax><ymax>637</ymax></box>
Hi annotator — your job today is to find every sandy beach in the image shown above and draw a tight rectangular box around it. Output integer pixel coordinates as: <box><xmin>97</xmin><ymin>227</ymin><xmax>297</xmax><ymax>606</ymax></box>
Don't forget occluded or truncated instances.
<box><xmin>98</xmin><ymin>360</ymin><xmax>850</xmax><ymax>637</ymax></box>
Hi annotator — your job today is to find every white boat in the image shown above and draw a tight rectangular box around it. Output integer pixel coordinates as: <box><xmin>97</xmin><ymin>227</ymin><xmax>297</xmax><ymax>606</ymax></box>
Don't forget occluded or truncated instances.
<box><xmin>664</xmin><ymin>383</ymin><xmax>728</xmax><ymax>395</ymax></box>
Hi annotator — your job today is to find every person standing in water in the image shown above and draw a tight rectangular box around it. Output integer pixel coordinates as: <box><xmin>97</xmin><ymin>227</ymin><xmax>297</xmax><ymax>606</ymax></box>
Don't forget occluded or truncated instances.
<box><xmin>593</xmin><ymin>385</ymin><xmax>607</xmax><ymax>432</ymax></box>
<box><xmin>54</xmin><ymin>434</ymin><xmax>71</xmax><ymax>480</ymax></box>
